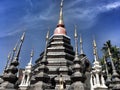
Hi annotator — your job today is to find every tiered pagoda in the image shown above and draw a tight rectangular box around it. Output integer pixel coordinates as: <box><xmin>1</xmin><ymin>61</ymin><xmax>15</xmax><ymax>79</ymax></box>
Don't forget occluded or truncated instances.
<box><xmin>1</xmin><ymin>0</ymin><xmax>120</xmax><ymax>90</ymax></box>
<box><xmin>29</xmin><ymin>0</ymin><xmax>90</xmax><ymax>89</ymax></box>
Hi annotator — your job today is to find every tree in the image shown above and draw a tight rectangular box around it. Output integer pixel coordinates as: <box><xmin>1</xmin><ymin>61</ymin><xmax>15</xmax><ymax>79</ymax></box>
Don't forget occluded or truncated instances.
<box><xmin>101</xmin><ymin>40</ymin><xmax>120</xmax><ymax>74</ymax></box>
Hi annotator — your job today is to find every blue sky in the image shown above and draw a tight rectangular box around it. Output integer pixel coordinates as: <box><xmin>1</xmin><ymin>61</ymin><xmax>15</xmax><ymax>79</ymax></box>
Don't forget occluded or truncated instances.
<box><xmin>0</xmin><ymin>0</ymin><xmax>120</xmax><ymax>74</ymax></box>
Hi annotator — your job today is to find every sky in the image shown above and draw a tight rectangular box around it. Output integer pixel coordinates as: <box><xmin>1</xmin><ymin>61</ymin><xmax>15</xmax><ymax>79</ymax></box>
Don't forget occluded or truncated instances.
<box><xmin>0</xmin><ymin>0</ymin><xmax>120</xmax><ymax>74</ymax></box>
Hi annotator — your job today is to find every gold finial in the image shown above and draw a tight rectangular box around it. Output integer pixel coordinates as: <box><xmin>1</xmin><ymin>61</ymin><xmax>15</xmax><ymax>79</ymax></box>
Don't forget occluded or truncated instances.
<box><xmin>58</xmin><ymin>0</ymin><xmax>64</xmax><ymax>25</ymax></box>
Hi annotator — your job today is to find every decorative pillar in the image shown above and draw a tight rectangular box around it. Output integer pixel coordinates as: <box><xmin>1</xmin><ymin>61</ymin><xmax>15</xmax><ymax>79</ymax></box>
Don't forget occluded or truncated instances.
<box><xmin>90</xmin><ymin>74</ymin><xmax>94</xmax><ymax>90</ymax></box>
<box><xmin>96</xmin><ymin>73</ymin><xmax>100</xmax><ymax>86</ymax></box>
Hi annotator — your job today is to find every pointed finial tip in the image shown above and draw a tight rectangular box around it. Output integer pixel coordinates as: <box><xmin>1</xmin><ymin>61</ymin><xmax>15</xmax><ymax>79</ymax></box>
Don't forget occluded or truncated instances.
<box><xmin>80</xmin><ymin>34</ymin><xmax>82</xmax><ymax>43</ymax></box>
<box><xmin>31</xmin><ymin>49</ymin><xmax>34</xmax><ymax>57</ymax></box>
<box><xmin>46</xmin><ymin>30</ymin><xmax>50</xmax><ymax>40</ymax></box>
<box><xmin>21</xmin><ymin>32</ymin><xmax>25</xmax><ymax>41</ymax></box>
<box><xmin>58</xmin><ymin>0</ymin><xmax>64</xmax><ymax>26</ymax></box>
<box><xmin>93</xmin><ymin>40</ymin><xmax>97</xmax><ymax>47</ymax></box>
<box><xmin>93</xmin><ymin>36</ymin><xmax>97</xmax><ymax>47</ymax></box>
<box><xmin>13</xmin><ymin>47</ymin><xmax>17</xmax><ymax>51</ymax></box>
<box><xmin>61</xmin><ymin>0</ymin><xmax>64</xmax><ymax>7</ymax></box>
<box><xmin>74</xmin><ymin>25</ymin><xmax>78</xmax><ymax>38</ymax></box>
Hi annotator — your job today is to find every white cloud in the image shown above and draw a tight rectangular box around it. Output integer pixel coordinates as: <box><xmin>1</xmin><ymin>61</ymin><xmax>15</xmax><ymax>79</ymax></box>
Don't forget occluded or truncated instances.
<box><xmin>0</xmin><ymin>1</ymin><xmax>57</xmax><ymax>38</ymax></box>
<box><xmin>105</xmin><ymin>1</ymin><xmax>120</xmax><ymax>10</ymax></box>
<box><xmin>98</xmin><ymin>1</ymin><xmax>120</xmax><ymax>12</ymax></box>
<box><xmin>64</xmin><ymin>1</ymin><xmax>120</xmax><ymax>29</ymax></box>
<box><xmin>67</xmin><ymin>1</ymin><xmax>120</xmax><ymax>18</ymax></box>
<box><xmin>24</xmin><ymin>1</ymin><xmax>57</xmax><ymax>22</ymax></box>
<box><xmin>1</xmin><ymin>0</ymin><xmax>120</xmax><ymax>38</ymax></box>
<box><xmin>0</xmin><ymin>27</ymin><xmax>26</xmax><ymax>38</ymax></box>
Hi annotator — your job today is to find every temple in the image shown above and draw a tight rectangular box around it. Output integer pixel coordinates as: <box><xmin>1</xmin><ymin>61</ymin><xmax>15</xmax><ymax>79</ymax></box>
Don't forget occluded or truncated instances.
<box><xmin>0</xmin><ymin>0</ymin><xmax>120</xmax><ymax>90</ymax></box>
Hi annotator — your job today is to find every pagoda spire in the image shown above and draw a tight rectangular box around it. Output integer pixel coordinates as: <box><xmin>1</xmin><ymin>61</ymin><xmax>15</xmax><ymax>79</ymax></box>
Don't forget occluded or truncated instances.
<box><xmin>3</xmin><ymin>39</ymin><xmax>19</xmax><ymax>75</ymax></box>
<box><xmin>69</xmin><ymin>25</ymin><xmax>86</xmax><ymax>90</ymax></box>
<box><xmin>80</xmin><ymin>34</ymin><xmax>84</xmax><ymax>55</ymax></box>
<box><xmin>54</xmin><ymin>0</ymin><xmax>66</xmax><ymax>35</ymax></box>
<box><xmin>28</xmin><ymin>49</ymin><xmax>34</xmax><ymax>66</ymax></box>
<box><xmin>74</xmin><ymin>25</ymin><xmax>79</xmax><ymax>57</ymax></box>
<box><xmin>57</xmin><ymin>0</ymin><xmax>64</xmax><ymax>27</ymax></box>
<box><xmin>41</xmin><ymin>30</ymin><xmax>49</xmax><ymax>64</ymax></box>
<box><xmin>91</xmin><ymin>39</ymin><xmax>107</xmax><ymax>89</ymax></box>
<box><xmin>34</xmin><ymin>31</ymin><xmax>50</xmax><ymax>89</ymax></box>
<box><xmin>93</xmin><ymin>38</ymin><xmax>99</xmax><ymax>62</ymax></box>
<box><xmin>9</xmin><ymin>39</ymin><xmax>19</xmax><ymax>65</ymax></box>
<box><xmin>72</xmin><ymin>25</ymin><xmax>82</xmax><ymax>80</ymax></box>
<box><xmin>9</xmin><ymin>32</ymin><xmax>25</xmax><ymax>75</ymax></box>
<box><xmin>0</xmin><ymin>33</ymin><xmax>25</xmax><ymax>89</ymax></box>
<box><xmin>19</xmin><ymin>49</ymin><xmax>33</xmax><ymax>90</ymax></box>
<box><xmin>15</xmin><ymin>32</ymin><xmax>25</xmax><ymax>58</ymax></box>
<box><xmin>92</xmin><ymin>39</ymin><xmax>101</xmax><ymax>86</ymax></box>
<box><xmin>3</xmin><ymin>52</ymin><xmax>11</xmax><ymax>74</ymax></box>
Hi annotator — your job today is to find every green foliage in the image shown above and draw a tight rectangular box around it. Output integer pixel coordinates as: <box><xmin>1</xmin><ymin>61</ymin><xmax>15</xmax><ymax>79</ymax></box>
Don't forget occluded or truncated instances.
<box><xmin>101</xmin><ymin>40</ymin><xmax>120</xmax><ymax>74</ymax></box>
